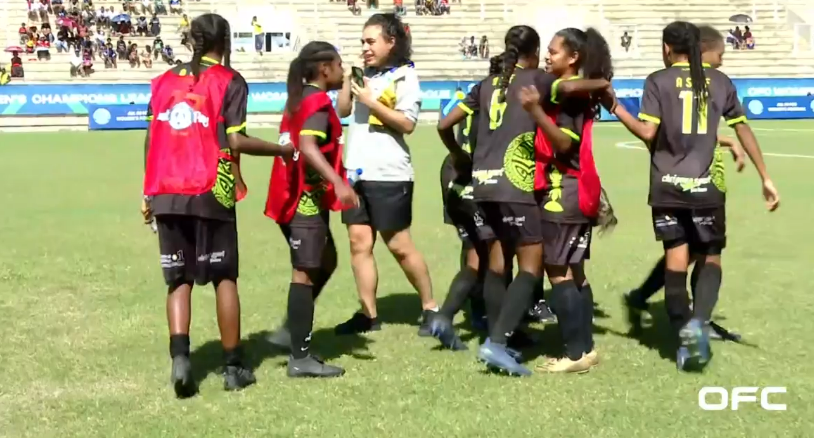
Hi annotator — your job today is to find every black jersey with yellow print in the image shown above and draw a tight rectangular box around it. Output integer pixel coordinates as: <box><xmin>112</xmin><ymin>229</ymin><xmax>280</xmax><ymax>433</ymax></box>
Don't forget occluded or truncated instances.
<box><xmin>638</xmin><ymin>62</ymin><xmax>746</xmax><ymax>208</ymax></box>
<box><xmin>147</xmin><ymin>56</ymin><xmax>249</xmax><ymax>221</ymax></box>
<box><xmin>459</xmin><ymin>68</ymin><xmax>556</xmax><ymax>205</ymax></box>
<box><xmin>539</xmin><ymin>77</ymin><xmax>594</xmax><ymax>224</ymax></box>
<box><xmin>291</xmin><ymin>84</ymin><xmax>336</xmax><ymax>227</ymax></box>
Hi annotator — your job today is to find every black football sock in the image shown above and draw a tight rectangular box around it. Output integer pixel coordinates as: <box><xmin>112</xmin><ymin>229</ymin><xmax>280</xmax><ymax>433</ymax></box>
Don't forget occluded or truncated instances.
<box><xmin>631</xmin><ymin>257</ymin><xmax>666</xmax><ymax>306</ymax></box>
<box><xmin>503</xmin><ymin>253</ymin><xmax>515</xmax><ymax>287</ymax></box>
<box><xmin>223</xmin><ymin>345</ymin><xmax>244</xmax><ymax>367</ymax></box>
<box><xmin>483</xmin><ymin>270</ymin><xmax>507</xmax><ymax>339</ymax></box>
<box><xmin>693</xmin><ymin>263</ymin><xmax>722</xmax><ymax>323</ymax></box>
<box><xmin>689</xmin><ymin>258</ymin><xmax>705</xmax><ymax>302</ymax></box>
<box><xmin>548</xmin><ymin>279</ymin><xmax>585</xmax><ymax>361</ymax></box>
<box><xmin>664</xmin><ymin>270</ymin><xmax>691</xmax><ymax>332</ymax></box>
<box><xmin>169</xmin><ymin>334</ymin><xmax>190</xmax><ymax>358</ymax></box>
<box><xmin>532</xmin><ymin>278</ymin><xmax>546</xmax><ymax>303</ymax></box>
<box><xmin>441</xmin><ymin>267</ymin><xmax>479</xmax><ymax>319</ymax></box>
<box><xmin>490</xmin><ymin>271</ymin><xmax>537</xmax><ymax>345</ymax></box>
<box><xmin>580</xmin><ymin>283</ymin><xmax>595</xmax><ymax>353</ymax></box>
<box><xmin>287</xmin><ymin>283</ymin><xmax>315</xmax><ymax>360</ymax></box>
<box><xmin>469</xmin><ymin>283</ymin><xmax>486</xmax><ymax>319</ymax></box>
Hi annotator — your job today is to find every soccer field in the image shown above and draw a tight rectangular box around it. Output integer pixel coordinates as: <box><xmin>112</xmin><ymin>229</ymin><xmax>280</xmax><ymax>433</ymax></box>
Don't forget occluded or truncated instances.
<box><xmin>1</xmin><ymin>121</ymin><xmax>812</xmax><ymax>437</ymax></box>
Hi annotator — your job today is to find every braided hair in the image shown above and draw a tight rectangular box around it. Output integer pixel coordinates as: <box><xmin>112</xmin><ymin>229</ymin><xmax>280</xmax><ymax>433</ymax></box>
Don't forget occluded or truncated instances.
<box><xmin>488</xmin><ymin>52</ymin><xmax>505</xmax><ymax>76</ymax></box>
<box><xmin>663</xmin><ymin>21</ymin><xmax>707</xmax><ymax>111</ymax></box>
<box><xmin>499</xmin><ymin>25</ymin><xmax>539</xmax><ymax>103</ymax></box>
<box><xmin>285</xmin><ymin>41</ymin><xmax>340</xmax><ymax>114</ymax></box>
<box><xmin>189</xmin><ymin>13</ymin><xmax>231</xmax><ymax>83</ymax></box>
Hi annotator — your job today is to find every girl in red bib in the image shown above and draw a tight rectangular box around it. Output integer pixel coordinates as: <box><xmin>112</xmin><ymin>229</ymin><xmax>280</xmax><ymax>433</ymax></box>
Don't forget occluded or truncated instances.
<box><xmin>142</xmin><ymin>13</ymin><xmax>292</xmax><ymax>398</ymax></box>
<box><xmin>265</xmin><ymin>41</ymin><xmax>358</xmax><ymax>378</ymax></box>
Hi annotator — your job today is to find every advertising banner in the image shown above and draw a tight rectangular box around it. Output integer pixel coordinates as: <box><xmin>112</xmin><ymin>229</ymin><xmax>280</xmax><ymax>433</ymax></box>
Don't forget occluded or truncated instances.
<box><xmin>743</xmin><ymin>96</ymin><xmax>814</xmax><ymax>119</ymax></box>
<box><xmin>87</xmin><ymin>104</ymin><xmax>149</xmax><ymax>130</ymax></box>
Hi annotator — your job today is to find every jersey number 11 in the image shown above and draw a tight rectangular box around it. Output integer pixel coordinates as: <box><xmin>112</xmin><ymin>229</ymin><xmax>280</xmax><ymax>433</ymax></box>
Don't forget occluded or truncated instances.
<box><xmin>679</xmin><ymin>90</ymin><xmax>708</xmax><ymax>135</ymax></box>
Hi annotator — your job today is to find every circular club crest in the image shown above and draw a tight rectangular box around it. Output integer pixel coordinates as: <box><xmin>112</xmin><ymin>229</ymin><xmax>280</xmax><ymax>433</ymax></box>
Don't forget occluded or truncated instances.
<box><xmin>747</xmin><ymin>99</ymin><xmax>764</xmax><ymax>116</ymax></box>
<box><xmin>169</xmin><ymin>102</ymin><xmax>194</xmax><ymax>130</ymax></box>
<box><xmin>92</xmin><ymin>108</ymin><xmax>111</xmax><ymax>125</ymax></box>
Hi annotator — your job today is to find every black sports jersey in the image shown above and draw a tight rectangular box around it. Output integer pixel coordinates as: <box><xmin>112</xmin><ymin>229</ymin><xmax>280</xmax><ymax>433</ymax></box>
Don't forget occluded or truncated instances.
<box><xmin>539</xmin><ymin>77</ymin><xmax>594</xmax><ymax>224</ymax></box>
<box><xmin>147</xmin><ymin>56</ymin><xmax>248</xmax><ymax>221</ymax></box>
<box><xmin>292</xmin><ymin>84</ymin><xmax>335</xmax><ymax>225</ymax></box>
<box><xmin>440</xmin><ymin>109</ymin><xmax>479</xmax><ymax>223</ymax></box>
<box><xmin>460</xmin><ymin>68</ymin><xmax>556</xmax><ymax>205</ymax></box>
<box><xmin>638</xmin><ymin>62</ymin><xmax>746</xmax><ymax>208</ymax></box>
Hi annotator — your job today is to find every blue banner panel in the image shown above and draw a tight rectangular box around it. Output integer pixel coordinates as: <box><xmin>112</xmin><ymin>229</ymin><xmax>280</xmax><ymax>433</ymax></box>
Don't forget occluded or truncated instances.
<box><xmin>743</xmin><ymin>96</ymin><xmax>814</xmax><ymax>119</ymax></box>
<box><xmin>599</xmin><ymin>97</ymin><xmax>641</xmax><ymax>121</ymax></box>
<box><xmin>3</xmin><ymin>78</ymin><xmax>814</xmax><ymax>117</ymax></box>
<box><xmin>88</xmin><ymin>104</ymin><xmax>149</xmax><ymax>130</ymax></box>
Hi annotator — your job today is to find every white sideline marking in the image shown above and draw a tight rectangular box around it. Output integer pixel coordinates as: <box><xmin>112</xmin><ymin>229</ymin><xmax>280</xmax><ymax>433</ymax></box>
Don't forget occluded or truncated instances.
<box><xmin>614</xmin><ymin>141</ymin><xmax>814</xmax><ymax>159</ymax></box>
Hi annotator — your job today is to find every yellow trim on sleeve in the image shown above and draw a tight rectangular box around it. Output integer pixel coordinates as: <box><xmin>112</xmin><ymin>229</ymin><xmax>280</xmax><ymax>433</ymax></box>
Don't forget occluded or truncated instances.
<box><xmin>726</xmin><ymin>116</ymin><xmax>747</xmax><ymax>126</ymax></box>
<box><xmin>146</xmin><ymin>116</ymin><xmax>153</xmax><ymax>121</ymax></box>
<box><xmin>560</xmin><ymin>127</ymin><xmax>580</xmax><ymax>141</ymax></box>
<box><xmin>551</xmin><ymin>78</ymin><xmax>562</xmax><ymax>104</ymax></box>
<box><xmin>300</xmin><ymin>129</ymin><xmax>327</xmax><ymax>139</ymax></box>
<box><xmin>225</xmin><ymin>122</ymin><xmax>247</xmax><ymax>134</ymax></box>
<box><xmin>457</xmin><ymin>102</ymin><xmax>473</xmax><ymax>115</ymax></box>
<box><xmin>638</xmin><ymin>113</ymin><xmax>661</xmax><ymax>124</ymax></box>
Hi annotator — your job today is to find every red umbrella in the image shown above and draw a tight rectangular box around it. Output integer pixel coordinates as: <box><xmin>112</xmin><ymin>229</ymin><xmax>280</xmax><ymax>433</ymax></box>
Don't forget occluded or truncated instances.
<box><xmin>57</xmin><ymin>17</ymin><xmax>77</xmax><ymax>28</ymax></box>
<box><xmin>5</xmin><ymin>46</ymin><xmax>23</xmax><ymax>53</ymax></box>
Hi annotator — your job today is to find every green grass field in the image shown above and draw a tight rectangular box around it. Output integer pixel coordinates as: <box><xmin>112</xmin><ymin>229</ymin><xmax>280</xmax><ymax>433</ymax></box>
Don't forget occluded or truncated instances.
<box><xmin>1</xmin><ymin>121</ymin><xmax>812</xmax><ymax>437</ymax></box>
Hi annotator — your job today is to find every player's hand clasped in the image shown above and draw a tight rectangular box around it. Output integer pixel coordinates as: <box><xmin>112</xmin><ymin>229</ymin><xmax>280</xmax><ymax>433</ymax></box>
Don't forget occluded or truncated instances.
<box><xmin>518</xmin><ymin>85</ymin><xmax>541</xmax><ymax>111</ymax></box>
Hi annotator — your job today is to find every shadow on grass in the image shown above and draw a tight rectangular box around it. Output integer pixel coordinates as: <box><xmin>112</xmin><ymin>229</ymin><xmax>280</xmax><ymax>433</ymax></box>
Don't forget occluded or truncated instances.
<box><xmin>189</xmin><ymin>332</ymin><xmax>285</xmax><ymax>388</ymax></box>
<box><xmin>375</xmin><ymin>292</ymin><xmax>425</xmax><ymax>327</ymax></box>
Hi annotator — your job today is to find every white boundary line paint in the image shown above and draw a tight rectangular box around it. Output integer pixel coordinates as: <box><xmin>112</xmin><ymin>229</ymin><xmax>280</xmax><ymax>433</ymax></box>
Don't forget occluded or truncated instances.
<box><xmin>614</xmin><ymin>141</ymin><xmax>814</xmax><ymax>159</ymax></box>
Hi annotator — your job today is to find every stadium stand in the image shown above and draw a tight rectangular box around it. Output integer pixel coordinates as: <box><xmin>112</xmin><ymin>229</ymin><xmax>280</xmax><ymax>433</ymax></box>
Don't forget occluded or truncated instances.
<box><xmin>2</xmin><ymin>0</ymin><xmax>813</xmax><ymax>83</ymax></box>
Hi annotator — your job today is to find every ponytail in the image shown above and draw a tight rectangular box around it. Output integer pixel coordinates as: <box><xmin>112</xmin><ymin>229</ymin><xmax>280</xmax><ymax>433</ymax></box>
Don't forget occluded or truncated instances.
<box><xmin>687</xmin><ymin>26</ymin><xmax>708</xmax><ymax>112</ymax></box>
<box><xmin>663</xmin><ymin>21</ymin><xmax>708</xmax><ymax>115</ymax></box>
<box><xmin>222</xmin><ymin>20</ymin><xmax>231</xmax><ymax>68</ymax></box>
<box><xmin>286</xmin><ymin>57</ymin><xmax>305</xmax><ymax>114</ymax></box>
<box><xmin>498</xmin><ymin>45</ymin><xmax>518</xmax><ymax>103</ymax></box>
<box><xmin>190</xmin><ymin>26</ymin><xmax>204</xmax><ymax>83</ymax></box>
<box><xmin>284</xmin><ymin>41</ymin><xmax>339</xmax><ymax>115</ymax></box>
<box><xmin>498</xmin><ymin>25</ymin><xmax>539</xmax><ymax>103</ymax></box>
<box><xmin>488</xmin><ymin>52</ymin><xmax>504</xmax><ymax>75</ymax></box>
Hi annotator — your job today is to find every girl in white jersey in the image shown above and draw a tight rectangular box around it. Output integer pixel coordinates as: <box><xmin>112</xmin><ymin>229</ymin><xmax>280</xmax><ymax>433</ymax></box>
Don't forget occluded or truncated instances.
<box><xmin>335</xmin><ymin>13</ymin><xmax>438</xmax><ymax>336</ymax></box>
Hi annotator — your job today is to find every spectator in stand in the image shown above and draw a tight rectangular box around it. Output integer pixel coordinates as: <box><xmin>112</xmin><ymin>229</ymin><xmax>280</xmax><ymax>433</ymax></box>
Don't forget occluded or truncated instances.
<box><xmin>25</xmin><ymin>37</ymin><xmax>36</xmax><ymax>54</ymax></box>
<box><xmin>19</xmin><ymin>23</ymin><xmax>29</xmax><ymax>44</ymax></box>
<box><xmin>70</xmin><ymin>48</ymin><xmax>84</xmax><ymax>77</ymax></box>
<box><xmin>53</xmin><ymin>0</ymin><xmax>65</xmax><ymax>15</ymax></box>
<box><xmin>105</xmin><ymin>6</ymin><xmax>115</xmax><ymax>28</ymax></box>
<box><xmin>744</xmin><ymin>26</ymin><xmax>754</xmax><ymax>49</ymax></box>
<box><xmin>0</xmin><ymin>67</ymin><xmax>9</xmax><ymax>85</ymax></box>
<box><xmin>467</xmin><ymin>35</ymin><xmax>477</xmax><ymax>57</ymax></box>
<box><xmin>161</xmin><ymin>44</ymin><xmax>174</xmax><ymax>64</ymax></box>
<box><xmin>137</xmin><ymin>16</ymin><xmax>149</xmax><ymax>35</ymax></box>
<box><xmin>733</xmin><ymin>26</ymin><xmax>743</xmax><ymax>49</ymax></box>
<box><xmin>348</xmin><ymin>0</ymin><xmax>361</xmax><ymax>15</ymax></box>
<box><xmin>36</xmin><ymin>35</ymin><xmax>52</xmax><ymax>61</ymax></box>
<box><xmin>394</xmin><ymin>0</ymin><xmax>405</xmax><ymax>16</ymax></box>
<box><xmin>141</xmin><ymin>44</ymin><xmax>153</xmax><ymax>67</ymax></box>
<box><xmin>154</xmin><ymin>0</ymin><xmax>167</xmax><ymax>15</ymax></box>
<box><xmin>178</xmin><ymin>13</ymin><xmax>189</xmax><ymax>33</ymax></box>
<box><xmin>152</xmin><ymin>35</ymin><xmax>164</xmax><ymax>59</ymax></box>
<box><xmin>103</xmin><ymin>42</ymin><xmax>117</xmax><ymax>68</ymax></box>
<box><xmin>437</xmin><ymin>0</ymin><xmax>449</xmax><ymax>14</ymax></box>
<box><xmin>42</xmin><ymin>23</ymin><xmax>54</xmax><ymax>43</ymax></box>
<box><xmin>95</xmin><ymin>26</ymin><xmax>106</xmax><ymax>50</ymax></box>
<box><xmin>116</xmin><ymin>35</ymin><xmax>127</xmax><ymax>58</ymax></box>
<box><xmin>82</xmin><ymin>45</ymin><xmax>93</xmax><ymax>74</ymax></box>
<box><xmin>169</xmin><ymin>0</ymin><xmax>181</xmax><ymax>14</ymax></box>
<box><xmin>140</xmin><ymin>0</ymin><xmax>153</xmax><ymax>15</ymax></box>
<box><xmin>479</xmin><ymin>35</ymin><xmax>488</xmax><ymax>58</ymax></box>
<box><xmin>368</xmin><ymin>0</ymin><xmax>379</xmax><ymax>9</ymax></box>
<box><xmin>150</xmin><ymin>13</ymin><xmax>161</xmax><ymax>36</ymax></box>
<box><xmin>57</xmin><ymin>26</ymin><xmax>70</xmax><ymax>52</ymax></box>
<box><xmin>252</xmin><ymin>16</ymin><xmax>263</xmax><ymax>55</ymax></box>
<box><xmin>128</xmin><ymin>43</ymin><xmax>140</xmax><ymax>67</ymax></box>
<box><xmin>10</xmin><ymin>51</ymin><xmax>24</xmax><ymax>78</ymax></box>
<box><xmin>621</xmin><ymin>30</ymin><xmax>632</xmax><ymax>52</ymax></box>
<box><xmin>458</xmin><ymin>36</ymin><xmax>467</xmax><ymax>58</ymax></box>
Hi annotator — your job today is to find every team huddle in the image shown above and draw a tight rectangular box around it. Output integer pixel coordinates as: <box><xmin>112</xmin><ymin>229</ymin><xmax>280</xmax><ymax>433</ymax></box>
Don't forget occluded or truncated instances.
<box><xmin>141</xmin><ymin>13</ymin><xmax>779</xmax><ymax>398</ymax></box>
